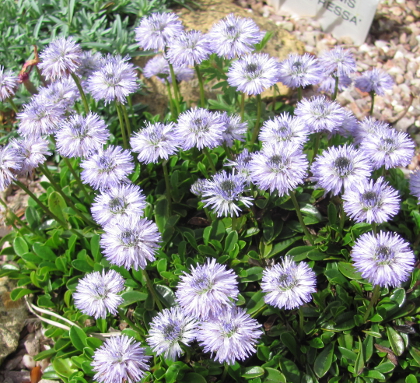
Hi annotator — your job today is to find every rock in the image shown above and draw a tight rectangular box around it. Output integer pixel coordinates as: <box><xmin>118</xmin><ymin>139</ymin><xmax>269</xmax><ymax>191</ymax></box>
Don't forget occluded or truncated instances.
<box><xmin>39</xmin><ymin>380</ymin><xmax>60</xmax><ymax>383</ymax></box>
<box><xmin>22</xmin><ymin>354</ymin><xmax>36</xmax><ymax>370</ymax></box>
<box><xmin>24</xmin><ymin>332</ymin><xmax>40</xmax><ymax>356</ymax></box>
<box><xmin>395</xmin><ymin>117</ymin><xmax>415</xmax><ymax>132</ymax></box>
<box><xmin>0</xmin><ymin>370</ymin><xmax>30</xmax><ymax>383</ymax></box>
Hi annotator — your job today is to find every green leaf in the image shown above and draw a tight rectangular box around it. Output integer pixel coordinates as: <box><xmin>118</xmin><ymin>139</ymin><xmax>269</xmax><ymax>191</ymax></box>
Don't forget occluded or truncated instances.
<box><xmin>279</xmin><ymin>358</ymin><xmax>301</xmax><ymax>383</ymax></box>
<box><xmin>13</xmin><ymin>237</ymin><xmax>28</xmax><ymax>257</ymax></box>
<box><xmin>90</xmin><ymin>234</ymin><xmax>101</xmax><ymax>262</ymax></box>
<box><xmin>406</xmin><ymin>374</ymin><xmax>418</xmax><ymax>383</ymax></box>
<box><xmin>314</xmin><ymin>343</ymin><xmax>334</xmax><ymax>378</ymax></box>
<box><xmin>69</xmin><ymin>326</ymin><xmax>87</xmax><ymax>351</ymax></box>
<box><xmin>33</xmin><ymin>242</ymin><xmax>56</xmax><ymax>262</ymax></box>
<box><xmin>338</xmin><ymin>262</ymin><xmax>362</xmax><ymax>279</ymax></box>
<box><xmin>245</xmin><ymin>290</ymin><xmax>266</xmax><ymax>316</ymax></box>
<box><xmin>390</xmin><ymin>288</ymin><xmax>405</xmax><ymax>307</ymax></box>
<box><xmin>48</xmin><ymin>191</ymin><xmax>67</xmax><ymax>223</ymax></box>
<box><xmin>280</xmin><ymin>333</ymin><xmax>298</xmax><ymax>358</ymax></box>
<box><xmin>155</xmin><ymin>284</ymin><xmax>176</xmax><ymax>308</ymax></box>
<box><xmin>338</xmin><ymin>346</ymin><xmax>357</xmax><ymax>361</ymax></box>
<box><xmin>120</xmin><ymin>291</ymin><xmax>148</xmax><ymax>307</ymax></box>
<box><xmin>224</xmin><ymin>230</ymin><xmax>238</xmax><ymax>253</ymax></box>
<box><xmin>10</xmin><ymin>288</ymin><xmax>35</xmax><ymax>301</ymax></box>
<box><xmin>71</xmin><ymin>259</ymin><xmax>93</xmax><ymax>273</ymax></box>
<box><xmin>363</xmin><ymin>370</ymin><xmax>386</xmax><ymax>380</ymax></box>
<box><xmin>86</xmin><ymin>337</ymin><xmax>103</xmax><ymax>350</ymax></box>
<box><xmin>34</xmin><ymin>348</ymin><xmax>56</xmax><ymax>361</ymax></box>
<box><xmin>374</xmin><ymin>361</ymin><xmax>395</xmax><ymax>373</ymax></box>
<box><xmin>308</xmin><ymin>338</ymin><xmax>324</xmax><ymax>349</ymax></box>
<box><xmin>242</xmin><ymin>366</ymin><xmax>265</xmax><ymax>379</ymax></box>
<box><xmin>183</xmin><ymin>373</ymin><xmax>207</xmax><ymax>383</ymax></box>
<box><xmin>25</xmin><ymin>206</ymin><xmax>41</xmax><ymax>228</ymax></box>
<box><xmin>263</xmin><ymin>367</ymin><xmax>287</xmax><ymax>383</ymax></box>
<box><xmin>386</xmin><ymin>326</ymin><xmax>405</xmax><ymax>356</ymax></box>
<box><xmin>267</xmin><ymin>237</ymin><xmax>302</xmax><ymax>258</ymax></box>
<box><xmin>409</xmin><ymin>347</ymin><xmax>420</xmax><ymax>365</ymax></box>
<box><xmin>354</xmin><ymin>337</ymin><xmax>365</xmax><ymax>376</ymax></box>
<box><xmin>52</xmin><ymin>358</ymin><xmax>78</xmax><ymax>378</ymax></box>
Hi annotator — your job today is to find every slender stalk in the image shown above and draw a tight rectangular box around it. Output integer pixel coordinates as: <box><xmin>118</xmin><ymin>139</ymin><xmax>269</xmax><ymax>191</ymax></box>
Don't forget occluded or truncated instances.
<box><xmin>250</xmin><ymin>94</ymin><xmax>262</xmax><ymax>147</ymax></box>
<box><xmin>202</xmin><ymin>147</ymin><xmax>216</xmax><ymax>174</ymax></box>
<box><xmin>370</xmin><ymin>91</ymin><xmax>375</xmax><ymax>115</ymax></box>
<box><xmin>221</xmin><ymin>363</ymin><xmax>229</xmax><ymax>383</ymax></box>
<box><xmin>290</xmin><ymin>191</ymin><xmax>315</xmax><ymax>245</ymax></box>
<box><xmin>168</xmin><ymin>63</ymin><xmax>181</xmax><ymax>117</ymax></box>
<box><xmin>297</xmin><ymin>86</ymin><xmax>303</xmax><ymax>101</ymax></box>
<box><xmin>339</xmin><ymin>202</ymin><xmax>346</xmax><ymax>235</ymax></box>
<box><xmin>271</xmin><ymin>85</ymin><xmax>276</xmax><ymax>112</ymax></box>
<box><xmin>310</xmin><ymin>133</ymin><xmax>321</xmax><ymax>164</ymax></box>
<box><xmin>363</xmin><ymin>284</ymin><xmax>381</xmax><ymax>322</ymax></box>
<box><xmin>371</xmin><ymin>222</ymin><xmax>378</xmax><ymax>235</ymax></box>
<box><xmin>142</xmin><ymin>270</ymin><xmax>164</xmax><ymax>311</ymax></box>
<box><xmin>165</xmin><ymin>80</ymin><xmax>176</xmax><ymax>117</ymax></box>
<box><xmin>7</xmin><ymin>98</ymin><xmax>18</xmax><ymax>113</ymax></box>
<box><xmin>195</xmin><ymin>65</ymin><xmax>206</xmax><ymax>108</ymax></box>
<box><xmin>115</xmin><ymin>103</ymin><xmax>128</xmax><ymax>149</ymax></box>
<box><xmin>118</xmin><ymin>309</ymin><xmax>145</xmax><ymax>339</ymax></box>
<box><xmin>298</xmin><ymin>307</ymin><xmax>305</xmax><ymax>339</ymax></box>
<box><xmin>70</xmin><ymin>72</ymin><xmax>90</xmax><ymax>115</ymax></box>
<box><xmin>240</xmin><ymin>92</ymin><xmax>245</xmax><ymax>122</ymax></box>
<box><xmin>120</xmin><ymin>102</ymin><xmax>132</xmax><ymax>137</ymax></box>
<box><xmin>162</xmin><ymin>160</ymin><xmax>172</xmax><ymax>217</ymax></box>
<box><xmin>63</xmin><ymin>157</ymin><xmax>90</xmax><ymax>201</ymax></box>
<box><xmin>332</xmin><ymin>75</ymin><xmax>339</xmax><ymax>101</ymax></box>
<box><xmin>251</xmin><ymin>303</ymin><xmax>267</xmax><ymax>318</ymax></box>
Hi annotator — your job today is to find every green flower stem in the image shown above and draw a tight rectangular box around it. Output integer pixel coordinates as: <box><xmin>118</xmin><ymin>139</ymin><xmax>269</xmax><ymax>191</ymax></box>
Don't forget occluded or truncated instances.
<box><xmin>370</xmin><ymin>91</ymin><xmax>375</xmax><ymax>115</ymax></box>
<box><xmin>203</xmin><ymin>147</ymin><xmax>217</xmax><ymax>174</ymax></box>
<box><xmin>70</xmin><ymin>72</ymin><xmax>90</xmax><ymax>115</ymax></box>
<box><xmin>363</xmin><ymin>284</ymin><xmax>381</xmax><ymax>322</ymax></box>
<box><xmin>371</xmin><ymin>222</ymin><xmax>378</xmax><ymax>235</ymax></box>
<box><xmin>168</xmin><ymin>62</ymin><xmax>181</xmax><ymax>117</ymax></box>
<box><xmin>240</xmin><ymin>92</ymin><xmax>245</xmax><ymax>121</ymax></box>
<box><xmin>165</xmin><ymin>80</ymin><xmax>176</xmax><ymax>117</ymax></box>
<box><xmin>310</xmin><ymin>133</ymin><xmax>321</xmax><ymax>164</ymax></box>
<box><xmin>339</xmin><ymin>201</ymin><xmax>346</xmax><ymax>235</ymax></box>
<box><xmin>251</xmin><ymin>304</ymin><xmax>267</xmax><ymax>318</ymax></box>
<box><xmin>271</xmin><ymin>85</ymin><xmax>276</xmax><ymax>112</ymax></box>
<box><xmin>142</xmin><ymin>269</ymin><xmax>164</xmax><ymax>311</ymax></box>
<box><xmin>63</xmin><ymin>157</ymin><xmax>90</xmax><ymax>202</ymax></box>
<box><xmin>298</xmin><ymin>307</ymin><xmax>305</xmax><ymax>339</ymax></box>
<box><xmin>120</xmin><ymin>102</ymin><xmax>132</xmax><ymax>138</ymax></box>
<box><xmin>297</xmin><ymin>86</ymin><xmax>303</xmax><ymax>101</ymax></box>
<box><xmin>290</xmin><ymin>191</ymin><xmax>315</xmax><ymax>245</ymax></box>
<box><xmin>221</xmin><ymin>363</ymin><xmax>229</xmax><ymax>383</ymax></box>
<box><xmin>332</xmin><ymin>75</ymin><xmax>339</xmax><ymax>101</ymax></box>
<box><xmin>118</xmin><ymin>309</ymin><xmax>145</xmax><ymax>339</ymax></box>
<box><xmin>7</xmin><ymin>97</ymin><xmax>18</xmax><ymax>113</ymax></box>
<box><xmin>162</xmin><ymin>160</ymin><xmax>172</xmax><ymax>217</ymax></box>
<box><xmin>250</xmin><ymin>94</ymin><xmax>262</xmax><ymax>147</ymax></box>
<box><xmin>195</xmin><ymin>65</ymin><xmax>206</xmax><ymax>108</ymax></box>
<box><xmin>116</xmin><ymin>103</ymin><xmax>128</xmax><ymax>149</ymax></box>
<box><xmin>223</xmin><ymin>143</ymin><xmax>233</xmax><ymax>160</ymax></box>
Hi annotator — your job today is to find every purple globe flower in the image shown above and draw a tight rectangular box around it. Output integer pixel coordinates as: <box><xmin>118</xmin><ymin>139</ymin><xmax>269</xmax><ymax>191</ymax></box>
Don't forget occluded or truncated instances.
<box><xmin>278</xmin><ymin>53</ymin><xmax>323</xmax><ymax>88</ymax></box>
<box><xmin>73</xmin><ymin>270</ymin><xmax>125</xmax><ymax>319</ymax></box>
<box><xmin>310</xmin><ymin>144</ymin><xmax>372</xmax><ymax>196</ymax></box>
<box><xmin>77</xmin><ymin>51</ymin><xmax>105</xmax><ymax>79</ymax></box>
<box><xmin>190</xmin><ymin>178</ymin><xmax>207</xmax><ymax>197</ymax></box>
<box><xmin>319</xmin><ymin>47</ymin><xmax>356</xmax><ymax>77</ymax></box>
<box><xmin>0</xmin><ymin>144</ymin><xmax>24</xmax><ymax>191</ymax></box>
<box><xmin>220</xmin><ymin>112</ymin><xmax>247</xmax><ymax>147</ymax></box>
<box><xmin>143</xmin><ymin>55</ymin><xmax>194</xmax><ymax>84</ymax></box>
<box><xmin>37</xmin><ymin>78</ymin><xmax>80</xmax><ymax>111</ymax></box>
<box><xmin>176</xmin><ymin>258</ymin><xmax>239</xmax><ymax>320</ymax></box>
<box><xmin>147</xmin><ymin>307</ymin><xmax>197</xmax><ymax>361</ymax></box>
<box><xmin>352</xmin><ymin>117</ymin><xmax>390</xmax><ymax>145</ymax></box>
<box><xmin>135</xmin><ymin>12</ymin><xmax>184</xmax><ymax>52</ymax></box>
<box><xmin>38</xmin><ymin>36</ymin><xmax>82</xmax><ymax>80</ymax></box>
<box><xmin>225</xmin><ymin>149</ymin><xmax>253</xmax><ymax>182</ymax></box>
<box><xmin>333</xmin><ymin>109</ymin><xmax>358</xmax><ymax>138</ymax></box>
<box><xmin>342</xmin><ymin>177</ymin><xmax>400</xmax><ymax>224</ymax></box>
<box><xmin>207</xmin><ymin>13</ymin><xmax>263</xmax><ymax>59</ymax></box>
<box><xmin>197</xmin><ymin>307</ymin><xmax>263</xmax><ymax>365</ymax></box>
<box><xmin>354</xmin><ymin>68</ymin><xmax>394</xmax><ymax>96</ymax></box>
<box><xmin>261</xmin><ymin>256</ymin><xmax>317</xmax><ymax>310</ymax></box>
<box><xmin>0</xmin><ymin>66</ymin><xmax>19</xmax><ymax>101</ymax></box>
<box><xmin>92</xmin><ymin>335</ymin><xmax>150</xmax><ymax>383</ymax></box>
<box><xmin>227</xmin><ymin>53</ymin><xmax>279</xmax><ymax>95</ymax></box>
<box><xmin>201</xmin><ymin>171</ymin><xmax>253</xmax><ymax>217</ymax></box>
<box><xmin>351</xmin><ymin>231</ymin><xmax>415</xmax><ymax>288</ymax></box>
<box><xmin>318</xmin><ymin>74</ymin><xmax>352</xmax><ymax>94</ymax></box>
<box><xmin>249</xmin><ymin>142</ymin><xmax>308</xmax><ymax>196</ymax></box>
<box><xmin>409</xmin><ymin>170</ymin><xmax>420</xmax><ymax>203</ymax></box>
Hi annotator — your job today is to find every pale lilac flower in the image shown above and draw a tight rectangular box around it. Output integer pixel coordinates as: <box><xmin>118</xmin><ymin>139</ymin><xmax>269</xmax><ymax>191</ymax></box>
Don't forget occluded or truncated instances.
<box><xmin>38</xmin><ymin>36</ymin><xmax>82</xmax><ymax>80</ymax></box>
<box><xmin>353</xmin><ymin>117</ymin><xmax>390</xmax><ymax>145</ymax></box>
<box><xmin>197</xmin><ymin>307</ymin><xmax>262</xmax><ymax>365</ymax></box>
<box><xmin>294</xmin><ymin>96</ymin><xmax>346</xmax><ymax>134</ymax></box>
<box><xmin>143</xmin><ymin>55</ymin><xmax>194</xmax><ymax>83</ymax></box>
<box><xmin>220</xmin><ymin>112</ymin><xmax>247</xmax><ymax>147</ymax></box>
<box><xmin>310</xmin><ymin>145</ymin><xmax>372</xmax><ymax>196</ymax></box>
<box><xmin>225</xmin><ymin>149</ymin><xmax>253</xmax><ymax>182</ymax></box>
<box><xmin>55</xmin><ymin>113</ymin><xmax>110</xmax><ymax>158</ymax></box>
<box><xmin>147</xmin><ymin>307</ymin><xmax>197</xmax><ymax>361</ymax></box>
<box><xmin>0</xmin><ymin>66</ymin><xmax>19</xmax><ymax>101</ymax></box>
<box><xmin>207</xmin><ymin>14</ymin><xmax>263</xmax><ymax>59</ymax></box>
<box><xmin>130</xmin><ymin>121</ymin><xmax>180</xmax><ymax>164</ymax></box>
<box><xmin>0</xmin><ymin>145</ymin><xmax>23</xmax><ymax>191</ymax></box>
<box><xmin>278</xmin><ymin>53</ymin><xmax>323</xmax><ymax>88</ymax></box>
<box><xmin>318</xmin><ymin>74</ymin><xmax>352</xmax><ymax>94</ymax></box>
<box><xmin>77</xmin><ymin>51</ymin><xmax>105</xmax><ymax>79</ymax></box>
<box><xmin>87</xmin><ymin>55</ymin><xmax>139</xmax><ymax>104</ymax></box>
<box><xmin>191</xmin><ymin>178</ymin><xmax>207</xmax><ymax>197</ymax></box>
<box><xmin>259</xmin><ymin>113</ymin><xmax>309</xmax><ymax>146</ymax></box>
<box><xmin>332</xmin><ymin>109</ymin><xmax>358</xmax><ymax>138</ymax></box>
<box><xmin>250</xmin><ymin>142</ymin><xmax>308</xmax><ymax>196</ymax></box>
<box><xmin>135</xmin><ymin>12</ymin><xmax>184</xmax><ymax>52</ymax></box>
<box><xmin>227</xmin><ymin>53</ymin><xmax>279</xmax><ymax>95</ymax></box>
<box><xmin>409</xmin><ymin>170</ymin><xmax>420</xmax><ymax>203</ymax></box>
<box><xmin>80</xmin><ymin>146</ymin><xmax>134</xmax><ymax>190</ymax></box>
<box><xmin>319</xmin><ymin>47</ymin><xmax>356</xmax><ymax>77</ymax></box>
<box><xmin>92</xmin><ymin>335</ymin><xmax>150</xmax><ymax>383</ymax></box>
<box><xmin>36</xmin><ymin>78</ymin><xmax>80</xmax><ymax>111</ymax></box>
<box><xmin>176</xmin><ymin>258</ymin><xmax>239</xmax><ymax>320</ymax></box>
<box><xmin>91</xmin><ymin>184</ymin><xmax>147</xmax><ymax>227</ymax></box>
<box><xmin>167</xmin><ymin>30</ymin><xmax>212</xmax><ymax>67</ymax></box>
<box><xmin>355</xmin><ymin>68</ymin><xmax>394</xmax><ymax>96</ymax></box>
<box><xmin>176</xmin><ymin>108</ymin><xmax>225</xmax><ymax>150</ymax></box>
<box><xmin>360</xmin><ymin>129</ymin><xmax>415</xmax><ymax>170</ymax></box>
<box><xmin>73</xmin><ymin>270</ymin><xmax>125</xmax><ymax>319</ymax></box>
<box><xmin>261</xmin><ymin>256</ymin><xmax>316</xmax><ymax>310</ymax></box>
<box><xmin>202</xmin><ymin>171</ymin><xmax>253</xmax><ymax>217</ymax></box>
<box><xmin>342</xmin><ymin>177</ymin><xmax>400</xmax><ymax>224</ymax></box>
<box><xmin>100</xmin><ymin>216</ymin><xmax>161</xmax><ymax>270</ymax></box>
<box><xmin>351</xmin><ymin>231</ymin><xmax>415</xmax><ymax>288</ymax></box>
<box><xmin>9</xmin><ymin>137</ymin><xmax>51</xmax><ymax>176</ymax></box>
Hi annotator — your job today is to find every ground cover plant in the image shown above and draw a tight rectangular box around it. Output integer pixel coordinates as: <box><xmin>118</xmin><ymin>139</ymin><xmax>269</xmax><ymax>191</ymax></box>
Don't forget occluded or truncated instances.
<box><xmin>0</xmin><ymin>8</ymin><xmax>420</xmax><ymax>383</ymax></box>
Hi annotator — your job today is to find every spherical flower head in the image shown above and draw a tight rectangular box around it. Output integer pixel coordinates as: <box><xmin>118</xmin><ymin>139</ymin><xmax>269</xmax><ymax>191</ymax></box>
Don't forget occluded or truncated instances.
<box><xmin>360</xmin><ymin>128</ymin><xmax>415</xmax><ymax>170</ymax></box>
<box><xmin>220</xmin><ymin>112</ymin><xmax>247</xmax><ymax>147</ymax></box>
<box><xmin>9</xmin><ymin>136</ymin><xmax>51</xmax><ymax>176</ymax></box>
<box><xmin>319</xmin><ymin>47</ymin><xmax>356</xmax><ymax>77</ymax></box>
<box><xmin>355</xmin><ymin>68</ymin><xmax>394</xmax><ymax>96</ymax></box>
<box><xmin>176</xmin><ymin>258</ymin><xmax>239</xmax><ymax>320</ymax></box>
<box><xmin>56</xmin><ymin>113</ymin><xmax>110</xmax><ymax>158</ymax></box>
<box><xmin>0</xmin><ymin>144</ymin><xmax>23</xmax><ymax>191</ymax></box>
<box><xmin>278</xmin><ymin>53</ymin><xmax>323</xmax><ymax>88</ymax></box>
<box><xmin>351</xmin><ymin>231</ymin><xmax>415</xmax><ymax>288</ymax></box>
<box><xmin>130</xmin><ymin>121</ymin><xmax>180</xmax><ymax>164</ymax></box>
<box><xmin>294</xmin><ymin>96</ymin><xmax>346</xmax><ymax>134</ymax></box>
<box><xmin>77</xmin><ymin>50</ymin><xmax>105</xmax><ymax>79</ymax></box>
<box><xmin>197</xmin><ymin>307</ymin><xmax>262</xmax><ymax>365</ymax></box>
<box><xmin>343</xmin><ymin>177</ymin><xmax>400</xmax><ymax>224</ymax></box>
<box><xmin>38</xmin><ymin>36</ymin><xmax>82</xmax><ymax>80</ymax></box>
<box><xmin>202</xmin><ymin>171</ymin><xmax>253</xmax><ymax>217</ymax></box>
<box><xmin>261</xmin><ymin>256</ymin><xmax>317</xmax><ymax>310</ymax></box>
<box><xmin>227</xmin><ymin>53</ymin><xmax>279</xmax><ymax>95</ymax></box>
<box><xmin>0</xmin><ymin>66</ymin><xmax>19</xmax><ymax>101</ymax></box>
<box><xmin>409</xmin><ymin>170</ymin><xmax>420</xmax><ymax>203</ymax></box>
<box><xmin>190</xmin><ymin>178</ymin><xmax>207</xmax><ymax>197</ymax></box>
<box><xmin>87</xmin><ymin>55</ymin><xmax>139</xmax><ymax>104</ymax></box>
<box><xmin>173</xmin><ymin>66</ymin><xmax>195</xmax><ymax>83</ymax></box>
<box><xmin>310</xmin><ymin>144</ymin><xmax>372</xmax><ymax>196</ymax></box>
<box><xmin>175</xmin><ymin>108</ymin><xmax>225</xmax><ymax>150</ymax></box>
<box><xmin>147</xmin><ymin>307</ymin><xmax>197</xmax><ymax>360</ymax></box>
<box><xmin>73</xmin><ymin>270</ymin><xmax>125</xmax><ymax>319</ymax></box>
<box><xmin>135</xmin><ymin>12</ymin><xmax>184</xmax><ymax>52</ymax></box>
<box><xmin>207</xmin><ymin>14</ymin><xmax>263</xmax><ymax>59</ymax></box>
<box><xmin>353</xmin><ymin>117</ymin><xmax>390</xmax><ymax>145</ymax></box>
<box><xmin>37</xmin><ymin>78</ymin><xmax>80</xmax><ymax>111</ymax></box>
<box><xmin>92</xmin><ymin>335</ymin><xmax>150</xmax><ymax>383</ymax></box>
<box><xmin>249</xmin><ymin>142</ymin><xmax>308</xmax><ymax>196</ymax></box>
<box><xmin>80</xmin><ymin>146</ymin><xmax>134</xmax><ymax>190</ymax></box>
<box><xmin>318</xmin><ymin>74</ymin><xmax>352</xmax><ymax>94</ymax></box>
<box><xmin>91</xmin><ymin>184</ymin><xmax>147</xmax><ymax>227</ymax></box>
<box><xmin>167</xmin><ymin>30</ymin><xmax>212</xmax><ymax>67</ymax></box>
<box><xmin>259</xmin><ymin>113</ymin><xmax>309</xmax><ymax>146</ymax></box>
<box><xmin>332</xmin><ymin>109</ymin><xmax>358</xmax><ymax>138</ymax></box>
<box><xmin>100</xmin><ymin>216</ymin><xmax>161</xmax><ymax>271</ymax></box>
<box><xmin>225</xmin><ymin>149</ymin><xmax>253</xmax><ymax>182</ymax></box>
<box><xmin>143</xmin><ymin>55</ymin><xmax>194</xmax><ymax>84</ymax></box>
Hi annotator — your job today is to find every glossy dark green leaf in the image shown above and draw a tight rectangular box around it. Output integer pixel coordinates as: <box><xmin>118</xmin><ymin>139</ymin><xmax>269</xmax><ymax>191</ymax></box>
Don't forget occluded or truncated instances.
<box><xmin>71</xmin><ymin>259</ymin><xmax>93</xmax><ymax>273</ymax></box>
<box><xmin>314</xmin><ymin>343</ymin><xmax>334</xmax><ymax>378</ymax></box>
<box><xmin>52</xmin><ymin>358</ymin><xmax>77</xmax><ymax>378</ymax></box>
<box><xmin>13</xmin><ymin>237</ymin><xmax>28</xmax><ymax>257</ymax></box>
<box><xmin>363</xmin><ymin>370</ymin><xmax>386</xmax><ymax>380</ymax></box>
<box><xmin>183</xmin><ymin>373</ymin><xmax>207</xmax><ymax>383</ymax></box>
<box><xmin>386</xmin><ymin>326</ymin><xmax>405</xmax><ymax>356</ymax></box>
<box><xmin>390</xmin><ymin>288</ymin><xmax>405</xmax><ymax>307</ymax></box>
<box><xmin>69</xmin><ymin>326</ymin><xmax>87</xmax><ymax>351</ymax></box>
<box><xmin>242</xmin><ymin>366</ymin><xmax>265</xmax><ymax>379</ymax></box>
<box><xmin>245</xmin><ymin>290</ymin><xmax>266</xmax><ymax>315</ymax></box>
<box><xmin>279</xmin><ymin>358</ymin><xmax>301</xmax><ymax>383</ymax></box>
<box><xmin>280</xmin><ymin>333</ymin><xmax>298</xmax><ymax>358</ymax></box>
<box><xmin>155</xmin><ymin>284</ymin><xmax>176</xmax><ymax>308</ymax></box>
<box><xmin>120</xmin><ymin>291</ymin><xmax>148</xmax><ymax>307</ymax></box>
<box><xmin>33</xmin><ymin>242</ymin><xmax>56</xmax><ymax>261</ymax></box>
<box><xmin>338</xmin><ymin>346</ymin><xmax>357</xmax><ymax>361</ymax></box>
<box><xmin>48</xmin><ymin>191</ymin><xmax>67</xmax><ymax>223</ymax></box>
<box><xmin>338</xmin><ymin>262</ymin><xmax>362</xmax><ymax>279</ymax></box>
<box><xmin>308</xmin><ymin>338</ymin><xmax>324</xmax><ymax>349</ymax></box>
<box><xmin>406</xmin><ymin>374</ymin><xmax>418</xmax><ymax>383</ymax></box>
<box><xmin>263</xmin><ymin>367</ymin><xmax>287</xmax><ymax>383</ymax></box>
<box><xmin>354</xmin><ymin>337</ymin><xmax>365</xmax><ymax>376</ymax></box>
<box><xmin>409</xmin><ymin>347</ymin><xmax>420</xmax><ymax>365</ymax></box>
<box><xmin>224</xmin><ymin>230</ymin><xmax>238</xmax><ymax>253</ymax></box>
<box><xmin>374</xmin><ymin>361</ymin><xmax>395</xmax><ymax>373</ymax></box>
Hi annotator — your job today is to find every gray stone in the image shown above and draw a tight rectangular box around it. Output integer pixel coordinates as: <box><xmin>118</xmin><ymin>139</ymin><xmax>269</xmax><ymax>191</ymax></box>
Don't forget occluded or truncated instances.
<box><xmin>395</xmin><ymin>117</ymin><xmax>415</xmax><ymax>132</ymax></box>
